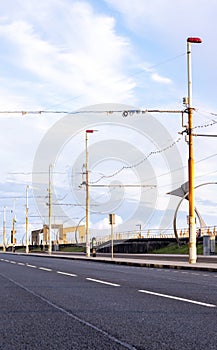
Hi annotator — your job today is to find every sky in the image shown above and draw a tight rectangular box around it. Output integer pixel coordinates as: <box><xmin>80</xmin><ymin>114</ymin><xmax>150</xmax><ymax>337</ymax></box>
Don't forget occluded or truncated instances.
<box><xmin>1</xmin><ymin>0</ymin><xmax>217</xmax><ymax>244</ymax></box>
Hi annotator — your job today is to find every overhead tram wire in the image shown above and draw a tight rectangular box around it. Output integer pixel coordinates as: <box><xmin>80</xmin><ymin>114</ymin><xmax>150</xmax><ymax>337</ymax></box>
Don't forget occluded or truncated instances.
<box><xmin>0</xmin><ymin>51</ymin><xmax>186</xmax><ymax>116</ymax></box>
<box><xmin>4</xmin><ymin>109</ymin><xmax>217</xmax><ymax>194</ymax></box>
<box><xmin>5</xmin><ymin>105</ymin><xmax>217</xmax><ymax>191</ymax></box>
<box><xmin>0</xmin><ymin>195</ymin><xmax>45</xmax><ymax>199</ymax></box>
<box><xmin>89</xmin><ymin>137</ymin><xmax>181</xmax><ymax>185</ymax></box>
<box><xmin>1</xmin><ymin>106</ymin><xmax>198</xmax><ymax>124</ymax></box>
<box><xmin>196</xmin><ymin>109</ymin><xmax>217</xmax><ymax>120</ymax></box>
<box><xmin>194</xmin><ymin>109</ymin><xmax>217</xmax><ymax>125</ymax></box>
<box><xmin>141</xmin><ymin>152</ymin><xmax>217</xmax><ymax>184</ymax></box>
<box><xmin>192</xmin><ymin>133</ymin><xmax>217</xmax><ymax>137</ymax></box>
<box><xmin>183</xmin><ymin>110</ymin><xmax>217</xmax><ymax>137</ymax></box>
<box><xmin>0</xmin><ymin>51</ymin><xmax>187</xmax><ymax>118</ymax></box>
<box><xmin>127</xmin><ymin>52</ymin><xmax>186</xmax><ymax>79</ymax></box>
<box><xmin>193</xmin><ymin>110</ymin><xmax>217</xmax><ymax>129</ymax></box>
<box><xmin>0</xmin><ymin>108</ymin><xmax>184</xmax><ymax>117</ymax></box>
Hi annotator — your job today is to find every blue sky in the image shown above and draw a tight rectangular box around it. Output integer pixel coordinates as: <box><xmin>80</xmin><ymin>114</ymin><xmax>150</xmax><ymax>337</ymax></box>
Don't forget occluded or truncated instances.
<box><xmin>1</xmin><ymin>0</ymin><xmax>217</xmax><ymax>243</ymax></box>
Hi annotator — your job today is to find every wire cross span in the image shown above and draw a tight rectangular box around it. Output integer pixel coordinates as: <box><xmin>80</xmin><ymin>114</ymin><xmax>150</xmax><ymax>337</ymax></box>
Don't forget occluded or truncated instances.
<box><xmin>0</xmin><ymin>108</ymin><xmax>184</xmax><ymax>116</ymax></box>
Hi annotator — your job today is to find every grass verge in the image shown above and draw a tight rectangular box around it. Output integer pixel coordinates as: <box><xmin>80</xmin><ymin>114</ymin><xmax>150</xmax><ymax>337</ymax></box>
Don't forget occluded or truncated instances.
<box><xmin>152</xmin><ymin>242</ymin><xmax>205</xmax><ymax>255</ymax></box>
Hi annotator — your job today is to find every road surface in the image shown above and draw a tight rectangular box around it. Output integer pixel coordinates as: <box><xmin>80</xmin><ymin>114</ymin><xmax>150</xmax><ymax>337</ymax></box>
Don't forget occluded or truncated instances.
<box><xmin>0</xmin><ymin>253</ymin><xmax>217</xmax><ymax>349</ymax></box>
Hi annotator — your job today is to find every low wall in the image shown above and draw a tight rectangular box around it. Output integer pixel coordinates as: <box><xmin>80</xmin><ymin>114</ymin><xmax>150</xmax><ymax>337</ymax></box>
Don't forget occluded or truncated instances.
<box><xmin>97</xmin><ymin>238</ymin><xmax>188</xmax><ymax>254</ymax></box>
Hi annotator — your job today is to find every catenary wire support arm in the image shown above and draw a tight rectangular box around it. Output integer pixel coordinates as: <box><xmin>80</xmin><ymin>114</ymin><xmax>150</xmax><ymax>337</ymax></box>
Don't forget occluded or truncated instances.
<box><xmin>89</xmin><ymin>184</ymin><xmax>156</xmax><ymax>188</ymax></box>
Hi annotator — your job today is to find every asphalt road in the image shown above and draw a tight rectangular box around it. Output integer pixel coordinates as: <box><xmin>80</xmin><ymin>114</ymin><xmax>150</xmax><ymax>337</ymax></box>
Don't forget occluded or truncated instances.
<box><xmin>0</xmin><ymin>253</ymin><xmax>217</xmax><ymax>350</ymax></box>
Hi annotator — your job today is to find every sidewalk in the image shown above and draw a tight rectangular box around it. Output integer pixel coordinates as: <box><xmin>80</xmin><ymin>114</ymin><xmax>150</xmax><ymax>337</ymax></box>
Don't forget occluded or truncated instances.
<box><xmin>25</xmin><ymin>252</ymin><xmax>217</xmax><ymax>272</ymax></box>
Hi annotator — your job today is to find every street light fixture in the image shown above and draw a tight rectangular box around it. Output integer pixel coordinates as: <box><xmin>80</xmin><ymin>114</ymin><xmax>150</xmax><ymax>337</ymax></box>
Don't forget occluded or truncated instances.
<box><xmin>187</xmin><ymin>37</ymin><xmax>202</xmax><ymax>264</ymax></box>
<box><xmin>85</xmin><ymin>129</ymin><xmax>98</xmax><ymax>257</ymax></box>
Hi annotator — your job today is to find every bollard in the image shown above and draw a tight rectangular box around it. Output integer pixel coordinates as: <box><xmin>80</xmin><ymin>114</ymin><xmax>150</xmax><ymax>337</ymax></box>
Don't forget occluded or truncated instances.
<box><xmin>92</xmin><ymin>237</ymin><xmax>97</xmax><ymax>257</ymax></box>
<box><xmin>92</xmin><ymin>247</ymin><xmax>96</xmax><ymax>257</ymax></box>
<box><xmin>203</xmin><ymin>235</ymin><xmax>210</xmax><ymax>256</ymax></box>
<box><xmin>210</xmin><ymin>235</ymin><xmax>216</xmax><ymax>255</ymax></box>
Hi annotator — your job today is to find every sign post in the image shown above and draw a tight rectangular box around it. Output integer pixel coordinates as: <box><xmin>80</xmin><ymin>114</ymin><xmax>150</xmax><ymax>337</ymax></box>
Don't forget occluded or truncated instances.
<box><xmin>109</xmin><ymin>214</ymin><xmax>115</xmax><ymax>259</ymax></box>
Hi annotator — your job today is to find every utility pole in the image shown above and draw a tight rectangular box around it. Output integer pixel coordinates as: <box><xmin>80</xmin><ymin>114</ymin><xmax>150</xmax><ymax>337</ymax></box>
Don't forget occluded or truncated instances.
<box><xmin>85</xmin><ymin>130</ymin><xmax>97</xmax><ymax>257</ymax></box>
<box><xmin>3</xmin><ymin>207</ymin><xmax>6</xmax><ymax>252</ymax></box>
<box><xmin>26</xmin><ymin>185</ymin><xmax>29</xmax><ymax>254</ymax></box>
<box><xmin>11</xmin><ymin>200</ymin><xmax>16</xmax><ymax>246</ymax></box>
<box><xmin>48</xmin><ymin>164</ymin><xmax>52</xmax><ymax>255</ymax></box>
<box><xmin>11</xmin><ymin>217</ymin><xmax>15</xmax><ymax>244</ymax></box>
<box><xmin>187</xmin><ymin>37</ymin><xmax>202</xmax><ymax>264</ymax></box>
<box><xmin>85</xmin><ymin>131</ymin><xmax>90</xmax><ymax>257</ymax></box>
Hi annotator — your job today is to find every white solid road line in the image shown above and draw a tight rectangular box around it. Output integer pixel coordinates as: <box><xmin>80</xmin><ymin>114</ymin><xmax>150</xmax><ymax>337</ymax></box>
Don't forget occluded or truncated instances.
<box><xmin>86</xmin><ymin>277</ymin><xmax>120</xmax><ymax>287</ymax></box>
<box><xmin>4</xmin><ymin>275</ymin><xmax>136</xmax><ymax>350</ymax></box>
<box><xmin>138</xmin><ymin>290</ymin><xmax>216</xmax><ymax>308</ymax></box>
<box><xmin>39</xmin><ymin>267</ymin><xmax>52</xmax><ymax>272</ymax></box>
<box><xmin>57</xmin><ymin>271</ymin><xmax>77</xmax><ymax>277</ymax></box>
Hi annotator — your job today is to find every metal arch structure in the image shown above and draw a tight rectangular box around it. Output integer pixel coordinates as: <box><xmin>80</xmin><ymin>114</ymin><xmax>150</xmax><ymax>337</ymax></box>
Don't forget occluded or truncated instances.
<box><xmin>172</xmin><ymin>182</ymin><xmax>217</xmax><ymax>244</ymax></box>
<box><xmin>74</xmin><ymin>216</ymin><xmax>85</xmax><ymax>245</ymax></box>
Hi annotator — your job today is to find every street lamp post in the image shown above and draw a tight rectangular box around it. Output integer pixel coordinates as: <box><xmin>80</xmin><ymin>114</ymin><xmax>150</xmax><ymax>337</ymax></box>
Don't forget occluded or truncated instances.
<box><xmin>187</xmin><ymin>37</ymin><xmax>202</xmax><ymax>264</ymax></box>
<box><xmin>26</xmin><ymin>185</ymin><xmax>29</xmax><ymax>254</ymax></box>
<box><xmin>85</xmin><ymin>130</ymin><xmax>97</xmax><ymax>257</ymax></box>
<box><xmin>48</xmin><ymin>164</ymin><xmax>52</xmax><ymax>255</ymax></box>
<box><xmin>3</xmin><ymin>207</ymin><xmax>6</xmax><ymax>252</ymax></box>
<box><xmin>11</xmin><ymin>200</ymin><xmax>16</xmax><ymax>246</ymax></box>
<box><xmin>109</xmin><ymin>213</ymin><xmax>115</xmax><ymax>260</ymax></box>
<box><xmin>136</xmin><ymin>224</ymin><xmax>142</xmax><ymax>238</ymax></box>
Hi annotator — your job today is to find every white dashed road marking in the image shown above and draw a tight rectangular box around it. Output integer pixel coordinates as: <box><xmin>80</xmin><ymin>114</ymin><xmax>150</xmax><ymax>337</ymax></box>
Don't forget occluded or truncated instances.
<box><xmin>57</xmin><ymin>271</ymin><xmax>77</xmax><ymax>277</ymax></box>
<box><xmin>39</xmin><ymin>267</ymin><xmax>52</xmax><ymax>272</ymax></box>
<box><xmin>86</xmin><ymin>278</ymin><xmax>120</xmax><ymax>287</ymax></box>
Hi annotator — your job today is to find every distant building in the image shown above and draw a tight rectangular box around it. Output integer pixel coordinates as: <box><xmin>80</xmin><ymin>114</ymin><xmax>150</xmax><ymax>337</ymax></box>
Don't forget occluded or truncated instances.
<box><xmin>31</xmin><ymin>228</ymin><xmax>42</xmax><ymax>245</ymax></box>
<box><xmin>31</xmin><ymin>224</ymin><xmax>85</xmax><ymax>244</ymax></box>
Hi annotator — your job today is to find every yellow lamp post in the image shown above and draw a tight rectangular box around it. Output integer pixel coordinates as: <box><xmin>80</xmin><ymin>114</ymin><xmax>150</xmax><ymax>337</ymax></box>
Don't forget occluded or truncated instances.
<box><xmin>187</xmin><ymin>37</ymin><xmax>202</xmax><ymax>263</ymax></box>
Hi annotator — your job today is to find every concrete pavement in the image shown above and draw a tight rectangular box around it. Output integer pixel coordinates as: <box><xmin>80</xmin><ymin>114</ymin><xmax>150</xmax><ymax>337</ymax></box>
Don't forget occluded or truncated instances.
<box><xmin>14</xmin><ymin>252</ymin><xmax>217</xmax><ymax>272</ymax></box>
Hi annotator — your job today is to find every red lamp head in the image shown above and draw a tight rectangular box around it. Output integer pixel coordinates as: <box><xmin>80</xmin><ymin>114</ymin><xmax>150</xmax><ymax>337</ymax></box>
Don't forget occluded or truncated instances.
<box><xmin>187</xmin><ymin>37</ymin><xmax>202</xmax><ymax>44</ymax></box>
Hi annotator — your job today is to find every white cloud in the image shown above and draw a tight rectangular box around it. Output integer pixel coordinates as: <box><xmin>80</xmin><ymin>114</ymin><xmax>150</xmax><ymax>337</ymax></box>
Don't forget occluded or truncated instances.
<box><xmin>104</xmin><ymin>0</ymin><xmax>217</xmax><ymax>40</ymax></box>
<box><xmin>151</xmin><ymin>73</ymin><xmax>172</xmax><ymax>84</ymax></box>
<box><xmin>0</xmin><ymin>0</ymin><xmax>217</xmax><ymax>240</ymax></box>
<box><xmin>104</xmin><ymin>0</ymin><xmax>217</xmax><ymax>108</ymax></box>
<box><xmin>91</xmin><ymin>214</ymin><xmax>123</xmax><ymax>230</ymax></box>
<box><xmin>0</xmin><ymin>1</ymin><xmax>136</xmax><ymax>107</ymax></box>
